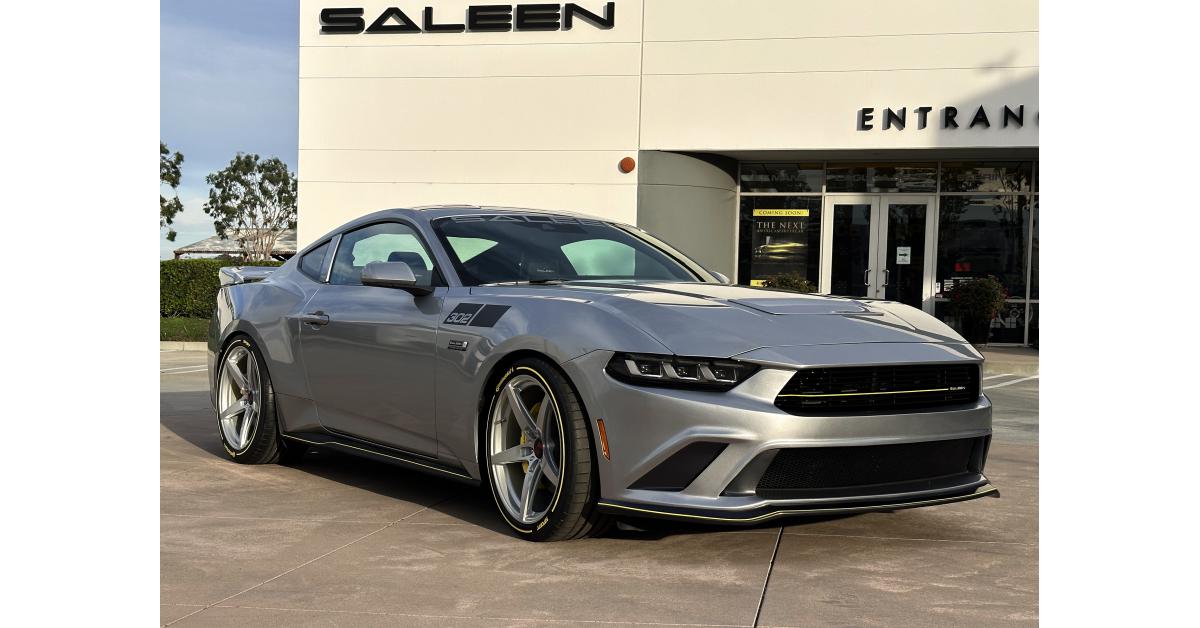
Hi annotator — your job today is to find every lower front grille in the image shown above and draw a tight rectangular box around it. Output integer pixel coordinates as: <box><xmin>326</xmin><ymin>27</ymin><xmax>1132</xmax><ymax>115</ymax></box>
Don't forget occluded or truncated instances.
<box><xmin>755</xmin><ymin>437</ymin><xmax>986</xmax><ymax>499</ymax></box>
<box><xmin>774</xmin><ymin>363</ymin><xmax>980</xmax><ymax>415</ymax></box>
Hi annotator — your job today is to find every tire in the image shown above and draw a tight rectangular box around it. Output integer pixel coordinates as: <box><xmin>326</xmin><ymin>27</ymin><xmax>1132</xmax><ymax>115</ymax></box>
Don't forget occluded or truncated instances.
<box><xmin>214</xmin><ymin>336</ymin><xmax>306</xmax><ymax>465</ymax></box>
<box><xmin>483</xmin><ymin>357</ymin><xmax>611</xmax><ymax>541</ymax></box>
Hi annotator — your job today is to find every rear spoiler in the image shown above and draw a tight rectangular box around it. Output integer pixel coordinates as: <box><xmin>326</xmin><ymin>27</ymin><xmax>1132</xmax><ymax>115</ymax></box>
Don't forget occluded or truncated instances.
<box><xmin>219</xmin><ymin>266</ymin><xmax>278</xmax><ymax>286</ymax></box>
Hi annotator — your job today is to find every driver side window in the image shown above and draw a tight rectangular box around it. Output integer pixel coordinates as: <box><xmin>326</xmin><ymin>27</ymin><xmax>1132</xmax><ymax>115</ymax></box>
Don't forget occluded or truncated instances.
<box><xmin>330</xmin><ymin>222</ymin><xmax>436</xmax><ymax>287</ymax></box>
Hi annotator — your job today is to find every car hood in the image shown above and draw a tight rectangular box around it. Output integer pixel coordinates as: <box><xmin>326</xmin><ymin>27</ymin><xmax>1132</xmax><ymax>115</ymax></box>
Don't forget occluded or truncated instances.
<box><xmin>472</xmin><ymin>281</ymin><xmax>970</xmax><ymax>358</ymax></box>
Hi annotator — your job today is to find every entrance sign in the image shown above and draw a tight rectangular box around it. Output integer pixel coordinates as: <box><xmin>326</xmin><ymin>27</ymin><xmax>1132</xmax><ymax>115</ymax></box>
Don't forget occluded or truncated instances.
<box><xmin>857</xmin><ymin>105</ymin><xmax>1034</xmax><ymax>131</ymax></box>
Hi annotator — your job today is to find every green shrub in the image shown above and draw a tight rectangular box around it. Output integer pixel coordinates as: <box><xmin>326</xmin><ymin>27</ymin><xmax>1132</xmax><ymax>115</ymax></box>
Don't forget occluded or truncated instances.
<box><xmin>161</xmin><ymin>258</ymin><xmax>283</xmax><ymax>317</ymax></box>
<box><xmin>762</xmin><ymin>272</ymin><xmax>817</xmax><ymax>293</ymax></box>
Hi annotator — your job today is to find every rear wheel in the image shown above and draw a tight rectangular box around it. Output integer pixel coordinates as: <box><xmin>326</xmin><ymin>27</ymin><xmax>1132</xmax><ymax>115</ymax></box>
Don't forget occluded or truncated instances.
<box><xmin>215</xmin><ymin>336</ymin><xmax>306</xmax><ymax>464</ymax></box>
<box><xmin>484</xmin><ymin>358</ymin><xmax>610</xmax><ymax>541</ymax></box>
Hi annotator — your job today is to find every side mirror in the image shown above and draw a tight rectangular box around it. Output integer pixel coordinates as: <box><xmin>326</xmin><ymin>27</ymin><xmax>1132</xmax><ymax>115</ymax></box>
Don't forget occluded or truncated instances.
<box><xmin>711</xmin><ymin>271</ymin><xmax>732</xmax><ymax>285</ymax></box>
<box><xmin>361</xmin><ymin>261</ymin><xmax>433</xmax><ymax>296</ymax></box>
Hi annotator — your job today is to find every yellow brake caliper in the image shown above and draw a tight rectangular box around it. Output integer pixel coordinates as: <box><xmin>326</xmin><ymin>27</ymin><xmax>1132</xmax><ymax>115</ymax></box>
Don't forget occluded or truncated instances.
<box><xmin>521</xmin><ymin>401</ymin><xmax>541</xmax><ymax>474</ymax></box>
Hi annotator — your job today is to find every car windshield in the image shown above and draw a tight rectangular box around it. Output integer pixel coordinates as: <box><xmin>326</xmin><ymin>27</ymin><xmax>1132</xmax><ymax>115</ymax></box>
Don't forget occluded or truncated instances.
<box><xmin>432</xmin><ymin>215</ymin><xmax>712</xmax><ymax>286</ymax></box>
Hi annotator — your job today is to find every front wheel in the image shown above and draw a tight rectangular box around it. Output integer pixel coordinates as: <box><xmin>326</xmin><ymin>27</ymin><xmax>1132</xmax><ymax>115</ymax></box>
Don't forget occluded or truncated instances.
<box><xmin>484</xmin><ymin>358</ymin><xmax>610</xmax><ymax>541</ymax></box>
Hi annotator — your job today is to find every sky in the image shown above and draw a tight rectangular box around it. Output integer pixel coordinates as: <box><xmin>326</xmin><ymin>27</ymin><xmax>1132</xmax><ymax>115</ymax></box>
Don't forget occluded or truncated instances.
<box><xmin>160</xmin><ymin>1</ymin><xmax>298</xmax><ymax>259</ymax></box>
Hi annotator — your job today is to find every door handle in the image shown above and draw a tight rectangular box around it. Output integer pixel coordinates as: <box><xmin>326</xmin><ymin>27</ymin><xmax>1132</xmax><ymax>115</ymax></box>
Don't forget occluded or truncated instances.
<box><xmin>863</xmin><ymin>269</ymin><xmax>871</xmax><ymax>286</ymax></box>
<box><xmin>298</xmin><ymin>311</ymin><xmax>330</xmax><ymax>327</ymax></box>
<box><xmin>882</xmin><ymin>268</ymin><xmax>890</xmax><ymax>286</ymax></box>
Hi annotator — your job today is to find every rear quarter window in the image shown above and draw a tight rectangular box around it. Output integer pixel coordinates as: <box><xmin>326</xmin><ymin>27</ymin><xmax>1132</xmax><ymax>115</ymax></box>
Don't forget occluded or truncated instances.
<box><xmin>299</xmin><ymin>241</ymin><xmax>330</xmax><ymax>280</ymax></box>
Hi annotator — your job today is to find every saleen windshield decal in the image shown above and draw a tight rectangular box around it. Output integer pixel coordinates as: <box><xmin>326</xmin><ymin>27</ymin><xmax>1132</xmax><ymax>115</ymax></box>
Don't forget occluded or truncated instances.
<box><xmin>448</xmin><ymin>214</ymin><xmax>604</xmax><ymax>226</ymax></box>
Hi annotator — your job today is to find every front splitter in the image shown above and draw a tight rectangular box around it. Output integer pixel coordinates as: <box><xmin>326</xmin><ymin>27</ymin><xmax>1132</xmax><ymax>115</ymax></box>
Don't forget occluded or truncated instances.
<box><xmin>596</xmin><ymin>482</ymin><xmax>999</xmax><ymax>525</ymax></box>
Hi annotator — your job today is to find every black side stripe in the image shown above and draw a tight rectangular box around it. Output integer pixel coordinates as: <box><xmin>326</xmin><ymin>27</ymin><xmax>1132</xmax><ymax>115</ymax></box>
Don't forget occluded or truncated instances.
<box><xmin>443</xmin><ymin>303</ymin><xmax>510</xmax><ymax>327</ymax></box>
<box><xmin>469</xmin><ymin>304</ymin><xmax>510</xmax><ymax>327</ymax></box>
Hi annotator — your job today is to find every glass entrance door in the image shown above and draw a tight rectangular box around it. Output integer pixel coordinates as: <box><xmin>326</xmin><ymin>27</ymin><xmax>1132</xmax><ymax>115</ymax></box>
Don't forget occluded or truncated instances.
<box><xmin>879</xmin><ymin>197</ymin><xmax>931</xmax><ymax>309</ymax></box>
<box><xmin>826</xmin><ymin>196</ymin><xmax>879</xmax><ymax>298</ymax></box>
<box><xmin>822</xmin><ymin>195</ymin><xmax>935</xmax><ymax>310</ymax></box>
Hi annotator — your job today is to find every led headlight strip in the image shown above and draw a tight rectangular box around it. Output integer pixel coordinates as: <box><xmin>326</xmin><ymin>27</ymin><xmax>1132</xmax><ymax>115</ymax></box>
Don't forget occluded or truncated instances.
<box><xmin>604</xmin><ymin>352</ymin><xmax>758</xmax><ymax>391</ymax></box>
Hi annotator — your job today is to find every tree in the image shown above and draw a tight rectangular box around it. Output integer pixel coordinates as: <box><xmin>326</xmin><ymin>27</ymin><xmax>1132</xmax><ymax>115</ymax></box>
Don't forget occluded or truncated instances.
<box><xmin>160</xmin><ymin>142</ymin><xmax>185</xmax><ymax>241</ymax></box>
<box><xmin>202</xmin><ymin>153</ymin><xmax>297</xmax><ymax>261</ymax></box>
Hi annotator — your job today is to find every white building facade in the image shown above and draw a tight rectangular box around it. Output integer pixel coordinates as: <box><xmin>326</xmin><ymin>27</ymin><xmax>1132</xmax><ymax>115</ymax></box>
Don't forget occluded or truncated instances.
<box><xmin>298</xmin><ymin>0</ymin><xmax>1039</xmax><ymax>344</ymax></box>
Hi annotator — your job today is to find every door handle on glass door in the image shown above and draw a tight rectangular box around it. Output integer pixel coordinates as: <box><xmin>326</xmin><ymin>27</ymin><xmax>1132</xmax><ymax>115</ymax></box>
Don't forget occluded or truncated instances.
<box><xmin>881</xmin><ymin>269</ymin><xmax>890</xmax><ymax>286</ymax></box>
<box><xmin>863</xmin><ymin>269</ymin><xmax>871</xmax><ymax>286</ymax></box>
<box><xmin>299</xmin><ymin>312</ymin><xmax>330</xmax><ymax>327</ymax></box>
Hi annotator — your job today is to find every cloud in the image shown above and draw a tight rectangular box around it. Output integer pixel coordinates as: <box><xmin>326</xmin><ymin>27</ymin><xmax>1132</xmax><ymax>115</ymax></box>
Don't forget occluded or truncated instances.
<box><xmin>160</xmin><ymin>0</ymin><xmax>298</xmax><ymax>259</ymax></box>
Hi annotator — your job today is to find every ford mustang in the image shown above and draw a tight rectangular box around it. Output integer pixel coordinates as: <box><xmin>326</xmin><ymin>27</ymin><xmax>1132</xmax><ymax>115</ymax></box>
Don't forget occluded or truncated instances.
<box><xmin>208</xmin><ymin>205</ymin><xmax>996</xmax><ymax>541</ymax></box>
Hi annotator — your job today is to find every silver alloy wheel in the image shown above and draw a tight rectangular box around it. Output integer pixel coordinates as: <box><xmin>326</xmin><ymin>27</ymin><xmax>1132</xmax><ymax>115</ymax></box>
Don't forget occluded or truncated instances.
<box><xmin>217</xmin><ymin>345</ymin><xmax>261</xmax><ymax>452</ymax></box>
<box><xmin>488</xmin><ymin>374</ymin><xmax>563</xmax><ymax>525</ymax></box>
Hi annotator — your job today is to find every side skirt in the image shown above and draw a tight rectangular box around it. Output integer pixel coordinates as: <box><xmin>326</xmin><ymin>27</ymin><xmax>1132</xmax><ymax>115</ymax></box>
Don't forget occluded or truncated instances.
<box><xmin>283</xmin><ymin>431</ymin><xmax>479</xmax><ymax>485</ymax></box>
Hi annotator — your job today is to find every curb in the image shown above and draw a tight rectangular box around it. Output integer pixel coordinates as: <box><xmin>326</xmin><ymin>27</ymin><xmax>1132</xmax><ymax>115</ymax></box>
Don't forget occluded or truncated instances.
<box><xmin>161</xmin><ymin>341</ymin><xmax>207</xmax><ymax>352</ymax></box>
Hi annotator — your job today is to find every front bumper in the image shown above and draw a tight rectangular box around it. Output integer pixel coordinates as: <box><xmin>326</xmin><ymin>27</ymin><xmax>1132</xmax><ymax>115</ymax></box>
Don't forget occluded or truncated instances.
<box><xmin>562</xmin><ymin>345</ymin><xmax>994</xmax><ymax>524</ymax></box>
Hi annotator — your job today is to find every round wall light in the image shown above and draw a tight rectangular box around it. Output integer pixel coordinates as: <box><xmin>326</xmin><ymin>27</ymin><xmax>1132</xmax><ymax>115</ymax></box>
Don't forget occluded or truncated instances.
<box><xmin>618</xmin><ymin>156</ymin><xmax>636</xmax><ymax>173</ymax></box>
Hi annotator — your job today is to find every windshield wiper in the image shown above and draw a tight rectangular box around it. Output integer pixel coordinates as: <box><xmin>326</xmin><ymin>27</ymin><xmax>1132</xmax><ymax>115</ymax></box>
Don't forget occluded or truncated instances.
<box><xmin>479</xmin><ymin>279</ymin><xmax>568</xmax><ymax>286</ymax></box>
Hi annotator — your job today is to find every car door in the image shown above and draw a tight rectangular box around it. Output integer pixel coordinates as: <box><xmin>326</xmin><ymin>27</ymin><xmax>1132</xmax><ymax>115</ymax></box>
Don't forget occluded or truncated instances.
<box><xmin>297</xmin><ymin>220</ymin><xmax>444</xmax><ymax>456</ymax></box>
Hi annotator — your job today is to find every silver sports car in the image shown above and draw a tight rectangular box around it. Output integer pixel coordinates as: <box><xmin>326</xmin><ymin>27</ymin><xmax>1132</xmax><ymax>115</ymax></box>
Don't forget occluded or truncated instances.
<box><xmin>209</xmin><ymin>205</ymin><xmax>996</xmax><ymax>541</ymax></box>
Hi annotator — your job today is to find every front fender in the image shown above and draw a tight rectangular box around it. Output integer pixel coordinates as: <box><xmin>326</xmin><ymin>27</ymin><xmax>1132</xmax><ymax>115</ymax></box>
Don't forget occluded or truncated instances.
<box><xmin>432</xmin><ymin>292</ymin><xmax>673</xmax><ymax>478</ymax></box>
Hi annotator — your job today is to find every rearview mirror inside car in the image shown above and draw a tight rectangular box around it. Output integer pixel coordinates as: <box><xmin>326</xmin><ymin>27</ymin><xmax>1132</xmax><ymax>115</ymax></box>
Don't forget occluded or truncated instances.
<box><xmin>361</xmin><ymin>261</ymin><xmax>433</xmax><ymax>296</ymax></box>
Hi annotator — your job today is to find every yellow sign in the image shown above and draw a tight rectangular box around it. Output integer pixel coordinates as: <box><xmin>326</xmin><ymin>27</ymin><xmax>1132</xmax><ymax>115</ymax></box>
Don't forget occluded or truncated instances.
<box><xmin>750</xmin><ymin>279</ymin><xmax>766</xmax><ymax>287</ymax></box>
<box><xmin>753</xmin><ymin>209</ymin><xmax>810</xmax><ymax>217</ymax></box>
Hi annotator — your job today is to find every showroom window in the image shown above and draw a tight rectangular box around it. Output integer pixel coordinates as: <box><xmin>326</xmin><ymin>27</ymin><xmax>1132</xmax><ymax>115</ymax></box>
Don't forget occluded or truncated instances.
<box><xmin>934</xmin><ymin>195</ymin><xmax>1028</xmax><ymax>297</ymax></box>
<box><xmin>738</xmin><ymin>162</ymin><xmax>823</xmax><ymax>193</ymax></box>
<box><xmin>934</xmin><ymin>162</ymin><xmax>1037</xmax><ymax>345</ymax></box>
<box><xmin>737</xmin><ymin>160</ymin><xmax>1039</xmax><ymax>345</ymax></box>
<box><xmin>826</xmin><ymin>163</ymin><xmax>937</xmax><ymax>193</ymax></box>
<box><xmin>737</xmin><ymin>195</ymin><xmax>822</xmax><ymax>288</ymax></box>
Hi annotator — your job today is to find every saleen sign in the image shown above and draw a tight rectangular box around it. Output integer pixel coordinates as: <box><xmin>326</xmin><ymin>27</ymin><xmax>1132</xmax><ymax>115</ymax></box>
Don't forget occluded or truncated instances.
<box><xmin>320</xmin><ymin>2</ymin><xmax>615</xmax><ymax>34</ymax></box>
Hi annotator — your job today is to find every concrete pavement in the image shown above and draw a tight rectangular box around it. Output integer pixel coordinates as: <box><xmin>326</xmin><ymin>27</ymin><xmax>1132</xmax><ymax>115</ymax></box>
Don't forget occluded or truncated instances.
<box><xmin>161</xmin><ymin>350</ymin><xmax>1038</xmax><ymax>626</ymax></box>
<box><xmin>980</xmin><ymin>347</ymin><xmax>1040</xmax><ymax>377</ymax></box>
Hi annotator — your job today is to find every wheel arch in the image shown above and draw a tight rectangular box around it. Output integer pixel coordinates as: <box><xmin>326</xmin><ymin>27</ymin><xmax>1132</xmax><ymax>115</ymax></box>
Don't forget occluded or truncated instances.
<box><xmin>474</xmin><ymin>349</ymin><xmax>602</xmax><ymax>493</ymax></box>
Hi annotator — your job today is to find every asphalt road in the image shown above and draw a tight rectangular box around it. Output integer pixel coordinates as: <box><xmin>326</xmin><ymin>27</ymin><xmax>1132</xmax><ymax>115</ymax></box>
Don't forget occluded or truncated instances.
<box><xmin>161</xmin><ymin>350</ymin><xmax>1038</xmax><ymax>627</ymax></box>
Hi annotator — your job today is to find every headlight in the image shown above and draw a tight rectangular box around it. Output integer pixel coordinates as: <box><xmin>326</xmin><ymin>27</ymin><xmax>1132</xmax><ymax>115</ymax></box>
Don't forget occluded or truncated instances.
<box><xmin>604</xmin><ymin>352</ymin><xmax>758</xmax><ymax>391</ymax></box>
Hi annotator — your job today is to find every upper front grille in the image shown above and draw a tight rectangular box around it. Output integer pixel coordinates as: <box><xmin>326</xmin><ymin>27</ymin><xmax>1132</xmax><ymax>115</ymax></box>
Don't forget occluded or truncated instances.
<box><xmin>775</xmin><ymin>363</ymin><xmax>980</xmax><ymax>415</ymax></box>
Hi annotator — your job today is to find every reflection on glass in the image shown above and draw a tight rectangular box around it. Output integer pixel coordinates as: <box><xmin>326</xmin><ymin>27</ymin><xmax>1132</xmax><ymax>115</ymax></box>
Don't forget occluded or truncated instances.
<box><xmin>1029</xmin><ymin>197</ymin><xmax>1038</xmax><ymax>299</ymax></box>
<box><xmin>884</xmin><ymin>203</ymin><xmax>926</xmax><ymax>308</ymax></box>
<box><xmin>739</xmin><ymin>197</ymin><xmax>822</xmax><ymax>287</ymax></box>
<box><xmin>933</xmin><ymin>300</ymin><xmax>1027</xmax><ymax>344</ymax></box>
<box><xmin>936</xmin><ymin>195</ymin><xmax>1028</xmax><ymax>297</ymax></box>
<box><xmin>739</xmin><ymin>163</ymin><xmax>824</xmax><ymax>193</ymax></box>
<box><xmin>826</xmin><ymin>163</ymin><xmax>936</xmax><ymax>193</ymax></box>
<box><xmin>1028</xmin><ymin>303</ymin><xmax>1038</xmax><ymax>347</ymax></box>
<box><xmin>940</xmin><ymin>162</ymin><xmax>1032</xmax><ymax>193</ymax></box>
<box><xmin>830</xmin><ymin>204</ymin><xmax>872</xmax><ymax>297</ymax></box>
<box><xmin>990</xmin><ymin>301</ymin><xmax>1027</xmax><ymax>344</ymax></box>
